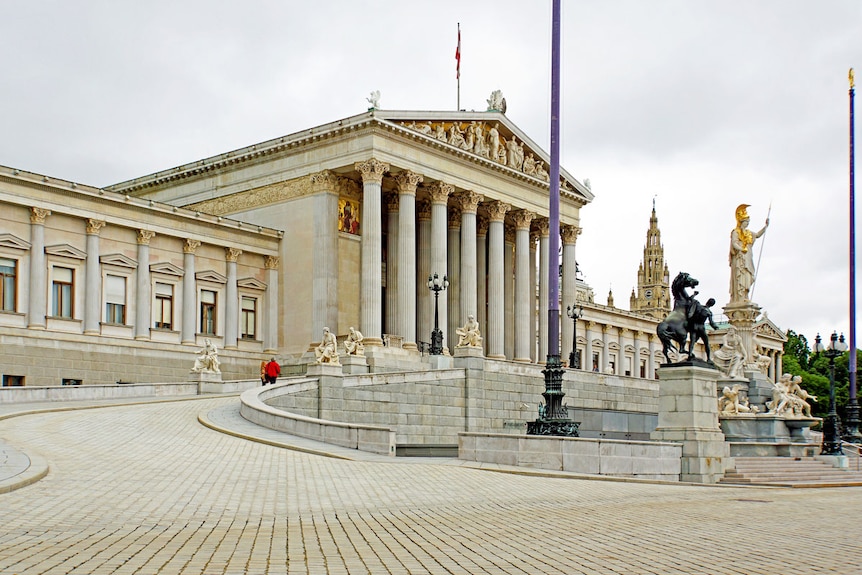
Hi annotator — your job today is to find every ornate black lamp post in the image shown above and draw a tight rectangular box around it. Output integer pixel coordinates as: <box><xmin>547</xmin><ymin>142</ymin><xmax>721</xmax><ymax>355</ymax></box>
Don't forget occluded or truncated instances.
<box><xmin>566</xmin><ymin>303</ymin><xmax>583</xmax><ymax>369</ymax></box>
<box><xmin>427</xmin><ymin>273</ymin><xmax>448</xmax><ymax>355</ymax></box>
<box><xmin>814</xmin><ymin>331</ymin><xmax>848</xmax><ymax>456</ymax></box>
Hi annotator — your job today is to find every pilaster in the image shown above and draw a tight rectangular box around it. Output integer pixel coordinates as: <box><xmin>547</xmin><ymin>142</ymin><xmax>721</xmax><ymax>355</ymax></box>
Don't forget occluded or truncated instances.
<box><xmin>224</xmin><ymin>247</ymin><xmax>242</xmax><ymax>349</ymax></box>
<box><xmin>84</xmin><ymin>219</ymin><xmax>105</xmax><ymax>334</ymax></box>
<box><xmin>28</xmin><ymin>207</ymin><xmax>50</xmax><ymax>329</ymax></box>
<box><xmin>264</xmin><ymin>256</ymin><xmax>280</xmax><ymax>353</ymax></box>
<box><xmin>182</xmin><ymin>239</ymin><xmax>201</xmax><ymax>344</ymax></box>
<box><xmin>135</xmin><ymin>230</ymin><xmax>155</xmax><ymax>340</ymax></box>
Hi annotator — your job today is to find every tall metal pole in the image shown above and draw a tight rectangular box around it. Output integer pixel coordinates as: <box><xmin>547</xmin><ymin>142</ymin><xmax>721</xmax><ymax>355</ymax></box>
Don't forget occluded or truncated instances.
<box><xmin>846</xmin><ymin>68</ymin><xmax>860</xmax><ymax>441</ymax></box>
<box><xmin>527</xmin><ymin>0</ymin><xmax>577</xmax><ymax>436</ymax></box>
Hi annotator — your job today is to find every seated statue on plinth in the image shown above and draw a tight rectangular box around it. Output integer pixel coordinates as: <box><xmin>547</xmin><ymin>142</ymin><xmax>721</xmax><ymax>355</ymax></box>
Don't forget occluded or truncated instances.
<box><xmin>344</xmin><ymin>326</ymin><xmax>365</xmax><ymax>356</ymax></box>
<box><xmin>192</xmin><ymin>338</ymin><xmax>221</xmax><ymax>373</ymax></box>
<box><xmin>456</xmin><ymin>314</ymin><xmax>483</xmax><ymax>347</ymax></box>
<box><xmin>315</xmin><ymin>327</ymin><xmax>341</xmax><ymax>365</ymax></box>
<box><xmin>713</xmin><ymin>326</ymin><xmax>747</xmax><ymax>379</ymax></box>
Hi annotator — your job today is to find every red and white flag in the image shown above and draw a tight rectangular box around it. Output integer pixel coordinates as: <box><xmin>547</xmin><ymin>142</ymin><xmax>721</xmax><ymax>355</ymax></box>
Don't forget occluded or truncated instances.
<box><xmin>455</xmin><ymin>24</ymin><xmax>461</xmax><ymax>79</ymax></box>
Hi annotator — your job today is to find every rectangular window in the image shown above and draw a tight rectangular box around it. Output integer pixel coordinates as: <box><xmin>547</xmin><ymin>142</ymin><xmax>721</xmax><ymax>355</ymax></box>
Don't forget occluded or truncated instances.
<box><xmin>241</xmin><ymin>296</ymin><xmax>256</xmax><ymax>340</ymax></box>
<box><xmin>200</xmin><ymin>290</ymin><xmax>216</xmax><ymax>335</ymax></box>
<box><xmin>52</xmin><ymin>267</ymin><xmax>74</xmax><ymax>318</ymax></box>
<box><xmin>2</xmin><ymin>375</ymin><xmax>24</xmax><ymax>387</ymax></box>
<box><xmin>154</xmin><ymin>282</ymin><xmax>173</xmax><ymax>329</ymax></box>
<box><xmin>640</xmin><ymin>359</ymin><xmax>647</xmax><ymax>378</ymax></box>
<box><xmin>0</xmin><ymin>257</ymin><xmax>16</xmax><ymax>312</ymax></box>
<box><xmin>105</xmin><ymin>274</ymin><xmax>126</xmax><ymax>324</ymax></box>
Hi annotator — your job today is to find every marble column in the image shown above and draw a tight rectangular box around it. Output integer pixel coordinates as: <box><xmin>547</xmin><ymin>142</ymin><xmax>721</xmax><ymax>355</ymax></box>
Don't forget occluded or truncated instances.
<box><xmin>355</xmin><ymin>158</ymin><xmax>389</xmax><ymax>346</ymax></box>
<box><xmin>429</xmin><ymin>183</ymin><xmax>451</xmax><ymax>351</ymax></box>
<box><xmin>135</xmin><ymin>230</ymin><xmax>155</xmax><ymax>339</ymax></box>
<box><xmin>585</xmin><ymin>322</ymin><xmax>595</xmax><ymax>371</ymax></box>
<box><xmin>385</xmin><ymin>192</ymin><xmax>400</xmax><ymax>336</ymax></box>
<box><xmin>84</xmin><ymin>219</ymin><xmax>106</xmax><ymax>334</ymax></box>
<box><xmin>535</xmin><ymin>218</ymin><xmax>550</xmax><ymax>362</ymax></box>
<box><xmin>602</xmin><ymin>326</ymin><xmax>611</xmax><ymax>373</ymax></box>
<box><xmin>648</xmin><ymin>334</ymin><xmax>657</xmax><ymax>379</ymax></box>
<box><xmin>776</xmin><ymin>353</ymin><xmax>782</xmax><ymax>381</ymax></box>
<box><xmin>447</xmin><ymin>205</ymin><xmax>461</xmax><ymax>349</ymax></box>
<box><xmin>395</xmin><ymin>171</ymin><xmax>422</xmax><ymax>350</ymax></box>
<box><xmin>456</xmin><ymin>191</ymin><xmax>482</xmax><ymax>334</ymax></box>
<box><xmin>310</xmin><ymin>171</ymin><xmax>340</xmax><ymax>342</ymax></box>
<box><xmin>476</xmin><ymin>216</ymin><xmax>488</xmax><ymax>346</ymax></box>
<box><xmin>560</xmin><ymin>224</ymin><xmax>580</xmax><ymax>366</ymax></box>
<box><xmin>28</xmin><ymin>207</ymin><xmax>50</xmax><ymax>329</ymax></box>
<box><xmin>417</xmin><ymin>200</ymin><xmax>432</xmax><ymax>346</ymax></box>
<box><xmin>486</xmin><ymin>201</ymin><xmax>510</xmax><ymax>359</ymax></box>
<box><xmin>504</xmin><ymin>225</ymin><xmax>515</xmax><ymax>360</ymax></box>
<box><xmin>264</xmin><ymin>256</ymin><xmax>279</xmax><ymax>353</ymax></box>
<box><xmin>512</xmin><ymin>210</ymin><xmax>534</xmax><ymax>362</ymax></box>
<box><xmin>182</xmin><ymin>239</ymin><xmax>201</xmax><ymax>344</ymax></box>
<box><xmin>224</xmin><ymin>247</ymin><xmax>241</xmax><ymax>349</ymax></box>
<box><xmin>529</xmin><ymin>230</ymin><xmax>538</xmax><ymax>362</ymax></box>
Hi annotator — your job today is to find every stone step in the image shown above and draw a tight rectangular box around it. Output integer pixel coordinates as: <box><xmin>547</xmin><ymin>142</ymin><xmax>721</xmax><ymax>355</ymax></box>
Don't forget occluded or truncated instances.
<box><xmin>720</xmin><ymin>456</ymin><xmax>862</xmax><ymax>486</ymax></box>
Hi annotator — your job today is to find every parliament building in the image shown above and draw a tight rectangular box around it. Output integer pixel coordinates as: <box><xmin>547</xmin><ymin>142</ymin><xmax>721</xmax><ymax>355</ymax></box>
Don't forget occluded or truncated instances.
<box><xmin>0</xmin><ymin>104</ymin><xmax>786</xmax><ymax>387</ymax></box>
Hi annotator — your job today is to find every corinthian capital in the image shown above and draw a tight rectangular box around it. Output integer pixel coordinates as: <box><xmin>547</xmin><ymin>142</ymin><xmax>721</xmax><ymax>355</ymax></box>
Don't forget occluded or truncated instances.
<box><xmin>454</xmin><ymin>191</ymin><xmax>483</xmax><ymax>214</ymax></box>
<box><xmin>427</xmin><ymin>181</ymin><xmax>454</xmax><ymax>204</ymax></box>
<box><xmin>510</xmin><ymin>209</ymin><xmax>535</xmax><ymax>231</ymax></box>
<box><xmin>533</xmin><ymin>217</ymin><xmax>550</xmax><ymax>237</ymax></box>
<box><xmin>265</xmin><ymin>255</ymin><xmax>280</xmax><ymax>270</ymax></box>
<box><xmin>310</xmin><ymin>170</ymin><xmax>339</xmax><ymax>192</ymax></box>
<box><xmin>560</xmin><ymin>224</ymin><xmax>582</xmax><ymax>245</ymax></box>
<box><xmin>86</xmin><ymin>219</ymin><xmax>106</xmax><ymax>235</ymax></box>
<box><xmin>184</xmin><ymin>239</ymin><xmax>201</xmax><ymax>254</ymax></box>
<box><xmin>394</xmin><ymin>170</ymin><xmax>424</xmax><ymax>195</ymax></box>
<box><xmin>225</xmin><ymin>247</ymin><xmax>243</xmax><ymax>263</ymax></box>
<box><xmin>137</xmin><ymin>230</ymin><xmax>156</xmax><ymax>245</ymax></box>
<box><xmin>30</xmin><ymin>207</ymin><xmax>51</xmax><ymax>224</ymax></box>
<box><xmin>354</xmin><ymin>158</ymin><xmax>390</xmax><ymax>185</ymax></box>
<box><xmin>485</xmin><ymin>200</ymin><xmax>511</xmax><ymax>222</ymax></box>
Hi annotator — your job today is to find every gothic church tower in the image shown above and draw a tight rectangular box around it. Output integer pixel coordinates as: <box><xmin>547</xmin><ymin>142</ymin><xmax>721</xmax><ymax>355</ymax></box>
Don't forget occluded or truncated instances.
<box><xmin>629</xmin><ymin>203</ymin><xmax>671</xmax><ymax>318</ymax></box>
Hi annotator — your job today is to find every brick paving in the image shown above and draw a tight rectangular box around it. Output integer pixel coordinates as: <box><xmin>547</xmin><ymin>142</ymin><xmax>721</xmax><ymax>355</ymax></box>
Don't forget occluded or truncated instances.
<box><xmin>1</xmin><ymin>396</ymin><xmax>861</xmax><ymax>574</ymax></box>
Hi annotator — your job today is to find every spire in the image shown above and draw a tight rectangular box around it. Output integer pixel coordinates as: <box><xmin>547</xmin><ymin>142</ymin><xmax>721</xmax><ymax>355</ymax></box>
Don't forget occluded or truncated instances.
<box><xmin>631</xmin><ymin>201</ymin><xmax>671</xmax><ymax>318</ymax></box>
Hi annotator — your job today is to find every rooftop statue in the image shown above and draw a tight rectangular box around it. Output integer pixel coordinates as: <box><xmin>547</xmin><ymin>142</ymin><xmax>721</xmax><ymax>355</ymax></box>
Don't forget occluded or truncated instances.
<box><xmin>367</xmin><ymin>90</ymin><xmax>381</xmax><ymax>110</ymax></box>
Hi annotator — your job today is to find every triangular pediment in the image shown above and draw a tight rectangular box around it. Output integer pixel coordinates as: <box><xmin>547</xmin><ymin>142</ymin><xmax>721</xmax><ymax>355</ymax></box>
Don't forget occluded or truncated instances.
<box><xmin>0</xmin><ymin>233</ymin><xmax>31</xmax><ymax>251</ymax></box>
<box><xmin>237</xmin><ymin>277</ymin><xmax>267</xmax><ymax>290</ymax></box>
<box><xmin>45</xmin><ymin>243</ymin><xmax>86</xmax><ymax>260</ymax></box>
<box><xmin>100</xmin><ymin>253</ymin><xmax>138</xmax><ymax>269</ymax></box>
<box><xmin>755</xmin><ymin>316</ymin><xmax>787</xmax><ymax>342</ymax></box>
<box><xmin>150</xmin><ymin>262</ymin><xmax>184</xmax><ymax>277</ymax></box>
<box><xmin>195</xmin><ymin>270</ymin><xmax>227</xmax><ymax>284</ymax></box>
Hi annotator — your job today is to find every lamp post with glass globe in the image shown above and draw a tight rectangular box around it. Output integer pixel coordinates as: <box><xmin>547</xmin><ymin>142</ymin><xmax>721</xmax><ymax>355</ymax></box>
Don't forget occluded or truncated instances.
<box><xmin>427</xmin><ymin>273</ymin><xmax>449</xmax><ymax>355</ymax></box>
<box><xmin>566</xmin><ymin>303</ymin><xmax>583</xmax><ymax>369</ymax></box>
<box><xmin>814</xmin><ymin>331</ymin><xmax>848</xmax><ymax>456</ymax></box>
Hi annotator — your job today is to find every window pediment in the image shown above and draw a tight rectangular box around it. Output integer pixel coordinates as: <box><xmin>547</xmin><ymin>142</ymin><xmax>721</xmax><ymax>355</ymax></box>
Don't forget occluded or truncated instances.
<box><xmin>0</xmin><ymin>233</ymin><xmax>31</xmax><ymax>251</ymax></box>
<box><xmin>45</xmin><ymin>243</ymin><xmax>86</xmax><ymax>260</ymax></box>
<box><xmin>150</xmin><ymin>262</ymin><xmax>184</xmax><ymax>277</ymax></box>
<box><xmin>196</xmin><ymin>270</ymin><xmax>227</xmax><ymax>284</ymax></box>
<box><xmin>100</xmin><ymin>253</ymin><xmax>138</xmax><ymax>268</ymax></box>
<box><xmin>237</xmin><ymin>277</ymin><xmax>267</xmax><ymax>290</ymax></box>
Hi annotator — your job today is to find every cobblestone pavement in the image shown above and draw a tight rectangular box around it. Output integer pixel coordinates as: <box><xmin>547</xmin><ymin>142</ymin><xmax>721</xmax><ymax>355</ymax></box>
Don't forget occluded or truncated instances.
<box><xmin>1</xmin><ymin>397</ymin><xmax>861</xmax><ymax>575</ymax></box>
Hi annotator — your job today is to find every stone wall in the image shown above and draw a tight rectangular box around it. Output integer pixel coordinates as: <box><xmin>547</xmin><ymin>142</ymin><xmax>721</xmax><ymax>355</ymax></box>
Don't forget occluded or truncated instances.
<box><xmin>0</xmin><ymin>329</ymin><xmax>268</xmax><ymax>387</ymax></box>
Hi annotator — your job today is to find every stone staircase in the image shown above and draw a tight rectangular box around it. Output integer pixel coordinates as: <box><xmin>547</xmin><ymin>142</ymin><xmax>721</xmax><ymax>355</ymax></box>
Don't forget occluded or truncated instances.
<box><xmin>720</xmin><ymin>456</ymin><xmax>862</xmax><ymax>487</ymax></box>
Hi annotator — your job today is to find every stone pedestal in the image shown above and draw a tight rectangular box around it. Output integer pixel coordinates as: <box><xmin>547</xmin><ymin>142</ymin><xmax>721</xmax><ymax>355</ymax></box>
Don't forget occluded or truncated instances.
<box><xmin>340</xmin><ymin>354</ymin><xmax>369</xmax><ymax>375</ymax></box>
<box><xmin>652</xmin><ymin>363</ymin><xmax>730</xmax><ymax>483</ymax></box>
<box><xmin>453</xmin><ymin>345</ymin><xmax>484</xmax><ymax>358</ymax></box>
<box><xmin>744</xmin><ymin>369</ymin><xmax>775</xmax><ymax>412</ymax></box>
<box><xmin>306</xmin><ymin>363</ymin><xmax>344</xmax><ymax>378</ymax></box>
<box><xmin>191</xmin><ymin>370</ymin><xmax>223</xmax><ymax>394</ymax></box>
<box><xmin>426</xmin><ymin>355</ymin><xmax>454</xmax><ymax>369</ymax></box>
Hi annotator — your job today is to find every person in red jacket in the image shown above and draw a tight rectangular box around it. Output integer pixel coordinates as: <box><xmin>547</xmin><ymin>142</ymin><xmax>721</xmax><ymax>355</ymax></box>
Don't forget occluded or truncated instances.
<box><xmin>264</xmin><ymin>358</ymin><xmax>280</xmax><ymax>385</ymax></box>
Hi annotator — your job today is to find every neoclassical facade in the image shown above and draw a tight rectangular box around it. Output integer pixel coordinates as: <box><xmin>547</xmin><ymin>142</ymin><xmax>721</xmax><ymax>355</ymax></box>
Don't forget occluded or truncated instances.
<box><xmin>0</xmin><ymin>107</ymin><xmax>784</xmax><ymax>387</ymax></box>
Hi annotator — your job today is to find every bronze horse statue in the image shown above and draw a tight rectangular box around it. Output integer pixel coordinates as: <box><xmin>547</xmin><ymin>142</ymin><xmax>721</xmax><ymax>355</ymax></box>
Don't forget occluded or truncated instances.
<box><xmin>657</xmin><ymin>272</ymin><xmax>700</xmax><ymax>363</ymax></box>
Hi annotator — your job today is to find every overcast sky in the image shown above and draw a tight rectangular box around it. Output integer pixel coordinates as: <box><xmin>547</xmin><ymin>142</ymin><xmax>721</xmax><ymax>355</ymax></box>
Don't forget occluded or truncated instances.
<box><xmin>2</xmin><ymin>0</ymin><xmax>860</xmax><ymax>348</ymax></box>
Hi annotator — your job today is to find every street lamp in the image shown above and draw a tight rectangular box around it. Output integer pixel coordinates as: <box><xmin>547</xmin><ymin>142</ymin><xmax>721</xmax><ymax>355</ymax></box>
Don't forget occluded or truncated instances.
<box><xmin>566</xmin><ymin>303</ymin><xmax>583</xmax><ymax>369</ymax></box>
<box><xmin>427</xmin><ymin>273</ymin><xmax>449</xmax><ymax>355</ymax></box>
<box><xmin>814</xmin><ymin>331</ymin><xmax>848</xmax><ymax>456</ymax></box>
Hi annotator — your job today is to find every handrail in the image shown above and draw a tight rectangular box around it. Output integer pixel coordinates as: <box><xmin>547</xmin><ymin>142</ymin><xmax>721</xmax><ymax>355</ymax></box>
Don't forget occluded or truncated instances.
<box><xmin>841</xmin><ymin>440</ymin><xmax>862</xmax><ymax>472</ymax></box>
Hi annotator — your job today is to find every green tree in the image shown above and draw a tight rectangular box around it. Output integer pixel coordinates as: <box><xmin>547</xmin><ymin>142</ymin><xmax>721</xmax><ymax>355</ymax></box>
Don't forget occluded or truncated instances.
<box><xmin>784</xmin><ymin>329</ymin><xmax>811</xmax><ymax>371</ymax></box>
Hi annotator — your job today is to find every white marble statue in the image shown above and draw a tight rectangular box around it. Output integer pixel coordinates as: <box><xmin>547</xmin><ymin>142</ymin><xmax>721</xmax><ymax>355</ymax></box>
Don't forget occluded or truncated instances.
<box><xmin>486</xmin><ymin>90</ymin><xmax>505</xmax><ymax>112</ymax></box>
<box><xmin>535</xmin><ymin>162</ymin><xmax>549</xmax><ymax>182</ymax></box>
<box><xmin>718</xmin><ymin>384</ymin><xmax>758</xmax><ymax>415</ymax></box>
<box><xmin>488</xmin><ymin>123</ymin><xmax>501</xmax><ymax>162</ymax></box>
<box><xmin>506</xmin><ymin>136</ymin><xmax>524</xmax><ymax>171</ymax></box>
<box><xmin>713</xmin><ymin>326</ymin><xmax>747</xmax><ymax>379</ymax></box>
<box><xmin>448</xmin><ymin>123</ymin><xmax>466</xmax><ymax>149</ymax></box>
<box><xmin>315</xmin><ymin>327</ymin><xmax>341</xmax><ymax>365</ymax></box>
<box><xmin>729</xmin><ymin>204</ymin><xmax>769</xmax><ymax>303</ymax></box>
<box><xmin>192</xmin><ymin>338</ymin><xmax>221</xmax><ymax>373</ymax></box>
<box><xmin>434</xmin><ymin>123</ymin><xmax>448</xmax><ymax>142</ymax></box>
<box><xmin>455</xmin><ymin>314</ymin><xmax>483</xmax><ymax>347</ymax></box>
<box><xmin>766</xmin><ymin>373</ymin><xmax>816</xmax><ymax>417</ymax></box>
<box><xmin>366</xmin><ymin>90</ymin><xmax>381</xmax><ymax>109</ymax></box>
<box><xmin>344</xmin><ymin>326</ymin><xmax>365</xmax><ymax>356</ymax></box>
<box><xmin>752</xmin><ymin>346</ymin><xmax>773</xmax><ymax>375</ymax></box>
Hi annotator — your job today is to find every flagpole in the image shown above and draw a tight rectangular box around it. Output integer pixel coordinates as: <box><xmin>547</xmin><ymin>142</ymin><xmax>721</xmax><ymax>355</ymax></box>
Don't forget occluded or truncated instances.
<box><xmin>456</xmin><ymin>23</ymin><xmax>461</xmax><ymax>111</ymax></box>
<box><xmin>846</xmin><ymin>67</ymin><xmax>861</xmax><ymax>440</ymax></box>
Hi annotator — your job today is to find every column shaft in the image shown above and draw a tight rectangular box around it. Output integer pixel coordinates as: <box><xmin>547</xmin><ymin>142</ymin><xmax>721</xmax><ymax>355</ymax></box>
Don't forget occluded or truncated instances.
<box><xmin>504</xmin><ymin>229</ymin><xmax>515</xmax><ymax>360</ymax></box>
<box><xmin>417</xmin><ymin>202</ymin><xmax>432</xmax><ymax>346</ymax></box>
<box><xmin>135</xmin><ymin>230</ymin><xmax>154</xmax><ymax>340</ymax></box>
<box><xmin>356</xmin><ymin>159</ymin><xmax>389</xmax><ymax>346</ymax></box>
<box><xmin>447</xmin><ymin>207</ymin><xmax>461</xmax><ymax>349</ymax></box>
<box><xmin>84</xmin><ymin>220</ymin><xmax>104</xmax><ymax>334</ymax></box>
<box><xmin>385</xmin><ymin>194</ymin><xmax>399</xmax><ymax>336</ymax></box>
<box><xmin>397</xmin><ymin>180</ymin><xmax>418</xmax><ymax>350</ymax></box>
<box><xmin>224</xmin><ymin>248</ymin><xmax>241</xmax><ymax>349</ymax></box>
<box><xmin>264</xmin><ymin>256</ymin><xmax>279</xmax><ymax>353</ymax></box>
<box><xmin>486</xmin><ymin>201</ymin><xmax>510</xmax><ymax>359</ymax></box>
<box><xmin>182</xmin><ymin>240</ymin><xmax>200</xmax><ymax>344</ymax></box>
<box><xmin>28</xmin><ymin>208</ymin><xmax>49</xmax><ymax>329</ymax></box>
